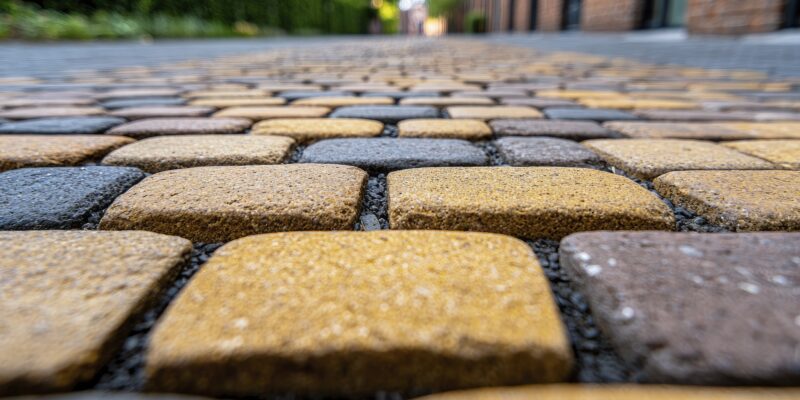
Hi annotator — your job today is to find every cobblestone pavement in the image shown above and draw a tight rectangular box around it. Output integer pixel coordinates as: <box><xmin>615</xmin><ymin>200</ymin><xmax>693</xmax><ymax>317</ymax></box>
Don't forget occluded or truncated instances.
<box><xmin>1</xmin><ymin>38</ymin><xmax>800</xmax><ymax>400</ymax></box>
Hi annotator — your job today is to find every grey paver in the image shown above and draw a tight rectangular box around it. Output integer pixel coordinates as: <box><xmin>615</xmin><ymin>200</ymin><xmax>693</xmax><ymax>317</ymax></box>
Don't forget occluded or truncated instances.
<box><xmin>544</xmin><ymin>108</ymin><xmax>639</xmax><ymax>122</ymax></box>
<box><xmin>490</xmin><ymin>119</ymin><xmax>615</xmax><ymax>140</ymax></box>
<box><xmin>329</xmin><ymin>105</ymin><xmax>439</xmax><ymax>123</ymax></box>
<box><xmin>0</xmin><ymin>117</ymin><xmax>126</xmax><ymax>135</ymax></box>
<box><xmin>495</xmin><ymin>137</ymin><xmax>602</xmax><ymax>167</ymax></box>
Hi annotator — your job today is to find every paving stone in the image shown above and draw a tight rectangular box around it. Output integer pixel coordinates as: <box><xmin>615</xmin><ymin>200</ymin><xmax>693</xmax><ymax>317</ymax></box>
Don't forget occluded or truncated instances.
<box><xmin>0</xmin><ymin>166</ymin><xmax>145</xmax><ymax>229</ymax></box>
<box><xmin>277</xmin><ymin>90</ymin><xmax>353</xmax><ymax>101</ymax></box>
<box><xmin>583</xmin><ymin>139</ymin><xmax>776</xmax><ymax>180</ymax></box>
<box><xmin>603</xmin><ymin>122</ymin><xmax>753</xmax><ymax>140</ymax></box>
<box><xmin>544</xmin><ymin>108</ymin><xmax>638</xmax><ymax>122</ymax></box>
<box><xmin>715</xmin><ymin>122</ymin><xmax>800</xmax><ymax>139</ymax></box>
<box><xmin>0</xmin><ymin>117</ymin><xmax>125</xmax><ymax>135</ymax></box>
<box><xmin>183</xmin><ymin>89</ymin><xmax>270</xmax><ymax>99</ymax></box>
<box><xmin>388</xmin><ymin>167</ymin><xmax>674</xmax><ymax>239</ymax></box>
<box><xmin>95</xmin><ymin>88</ymin><xmax>182</xmax><ymax>100</ymax></box>
<box><xmin>101</xmin><ymin>98</ymin><xmax>186</xmax><ymax>110</ymax></box>
<box><xmin>447</xmin><ymin>106</ymin><xmax>542</xmax><ymax>120</ymax></box>
<box><xmin>188</xmin><ymin>98</ymin><xmax>286</xmax><ymax>107</ymax></box>
<box><xmin>213</xmin><ymin>106</ymin><xmax>330</xmax><ymax>120</ymax></box>
<box><xmin>490</xmin><ymin>119</ymin><xmax>614</xmax><ymax>140</ymax></box>
<box><xmin>361</xmin><ymin>91</ymin><xmax>439</xmax><ymax>99</ymax></box>
<box><xmin>0</xmin><ymin>230</ymin><xmax>191</xmax><ymax>395</ymax></box>
<box><xmin>399</xmin><ymin>97</ymin><xmax>494</xmax><ymax>106</ymax></box>
<box><xmin>559</xmin><ymin>231</ymin><xmax>800</xmax><ymax>384</ymax></box>
<box><xmin>0</xmin><ymin>135</ymin><xmax>134</xmax><ymax>171</ymax></box>
<box><xmin>110</xmin><ymin>106</ymin><xmax>214</xmax><ymax>120</ymax></box>
<box><xmin>329</xmin><ymin>105</ymin><xmax>439</xmax><ymax>123</ymax></box>
<box><xmin>146</xmin><ymin>231</ymin><xmax>572</xmax><ymax>396</ymax></box>
<box><xmin>579</xmin><ymin>98</ymin><xmax>698</xmax><ymax>110</ymax></box>
<box><xmin>654</xmin><ymin>170</ymin><xmax>800</xmax><ymax>231</ymax></box>
<box><xmin>722</xmin><ymin>140</ymin><xmax>800</xmax><ymax>169</ymax></box>
<box><xmin>499</xmin><ymin>97</ymin><xmax>582</xmax><ymax>108</ymax></box>
<box><xmin>635</xmin><ymin>110</ymin><xmax>754</xmax><ymax>122</ymax></box>
<box><xmin>416</xmin><ymin>385</ymin><xmax>800</xmax><ymax>400</ymax></box>
<box><xmin>0</xmin><ymin>97</ymin><xmax>97</xmax><ymax>108</ymax></box>
<box><xmin>102</xmin><ymin>135</ymin><xmax>295</xmax><ymax>173</ymax></box>
<box><xmin>495</xmin><ymin>137</ymin><xmax>602</xmax><ymax>167</ymax></box>
<box><xmin>99</xmin><ymin>164</ymin><xmax>366</xmax><ymax>242</ymax></box>
<box><xmin>106</xmin><ymin>117</ymin><xmax>251</xmax><ymax>139</ymax></box>
<box><xmin>0</xmin><ymin>106</ymin><xmax>106</xmax><ymax>120</ymax></box>
<box><xmin>397</xmin><ymin>119</ymin><xmax>492</xmax><ymax>140</ymax></box>
<box><xmin>251</xmin><ymin>118</ymin><xmax>383</xmax><ymax>143</ymax></box>
<box><xmin>291</xmin><ymin>96</ymin><xmax>394</xmax><ymax>107</ymax></box>
<box><xmin>300</xmin><ymin>138</ymin><xmax>487</xmax><ymax>171</ymax></box>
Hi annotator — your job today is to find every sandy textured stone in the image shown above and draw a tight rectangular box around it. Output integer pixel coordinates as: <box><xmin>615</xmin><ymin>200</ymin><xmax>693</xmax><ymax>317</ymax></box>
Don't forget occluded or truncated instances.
<box><xmin>560</xmin><ymin>231</ymin><xmax>800</xmax><ymax>384</ymax></box>
<box><xmin>106</xmin><ymin>118</ymin><xmax>251</xmax><ymax>139</ymax></box>
<box><xmin>715</xmin><ymin>122</ymin><xmax>800</xmax><ymax>139</ymax></box>
<box><xmin>579</xmin><ymin>98</ymin><xmax>697</xmax><ymax>110</ymax></box>
<box><xmin>0</xmin><ymin>117</ymin><xmax>126</xmax><ymax>135</ymax></box>
<box><xmin>102</xmin><ymin>135</ymin><xmax>295</xmax><ymax>173</ymax></box>
<box><xmin>100</xmin><ymin>164</ymin><xmax>366</xmax><ymax>242</ymax></box>
<box><xmin>0</xmin><ymin>135</ymin><xmax>133</xmax><ymax>171</ymax></box>
<box><xmin>213</xmin><ymin>106</ymin><xmax>329</xmax><ymax>120</ymax></box>
<box><xmin>95</xmin><ymin>89</ymin><xmax>182</xmax><ymax>100</ymax></box>
<box><xmin>0</xmin><ymin>230</ymin><xmax>191</xmax><ymax>395</ymax></box>
<box><xmin>490</xmin><ymin>120</ymin><xmax>614</xmax><ymax>140</ymax></box>
<box><xmin>0</xmin><ymin>106</ymin><xmax>105</xmax><ymax>120</ymax></box>
<box><xmin>183</xmin><ymin>89</ymin><xmax>270</xmax><ymax>99</ymax></box>
<box><xmin>654</xmin><ymin>170</ymin><xmax>800</xmax><ymax>231</ymax></box>
<box><xmin>416</xmin><ymin>385</ymin><xmax>800</xmax><ymax>400</ymax></box>
<box><xmin>329</xmin><ymin>105</ymin><xmax>439</xmax><ymax>123</ymax></box>
<box><xmin>291</xmin><ymin>96</ymin><xmax>394</xmax><ymax>107</ymax></box>
<box><xmin>447</xmin><ymin>106</ymin><xmax>542</xmax><ymax>120</ymax></box>
<box><xmin>635</xmin><ymin>110</ymin><xmax>754</xmax><ymax>122</ymax></box>
<box><xmin>495</xmin><ymin>137</ymin><xmax>602</xmax><ymax>167</ymax></box>
<box><xmin>388</xmin><ymin>167</ymin><xmax>674</xmax><ymax>239</ymax></box>
<box><xmin>722</xmin><ymin>140</ymin><xmax>800</xmax><ymax>169</ymax></box>
<box><xmin>252</xmin><ymin>118</ymin><xmax>383</xmax><ymax>143</ymax></box>
<box><xmin>535</xmin><ymin>90</ymin><xmax>623</xmax><ymax>100</ymax></box>
<box><xmin>544</xmin><ymin>108</ymin><xmax>638</xmax><ymax>122</ymax></box>
<box><xmin>110</xmin><ymin>106</ymin><xmax>214</xmax><ymax>120</ymax></box>
<box><xmin>500</xmin><ymin>98</ymin><xmax>581</xmax><ymax>108</ymax></box>
<box><xmin>189</xmin><ymin>98</ymin><xmax>286</xmax><ymax>107</ymax></box>
<box><xmin>398</xmin><ymin>119</ymin><xmax>491</xmax><ymax>139</ymax></box>
<box><xmin>584</xmin><ymin>139</ymin><xmax>776</xmax><ymax>180</ymax></box>
<box><xmin>400</xmin><ymin>97</ymin><xmax>494</xmax><ymax>106</ymax></box>
<box><xmin>604</xmin><ymin>122</ymin><xmax>752</xmax><ymax>140</ymax></box>
<box><xmin>146</xmin><ymin>231</ymin><xmax>572</xmax><ymax>396</ymax></box>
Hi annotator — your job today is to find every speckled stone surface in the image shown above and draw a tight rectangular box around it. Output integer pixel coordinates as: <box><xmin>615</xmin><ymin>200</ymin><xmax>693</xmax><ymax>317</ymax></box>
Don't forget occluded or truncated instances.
<box><xmin>252</xmin><ymin>118</ymin><xmax>383</xmax><ymax>143</ymax></box>
<box><xmin>500</xmin><ymin>98</ymin><xmax>581</xmax><ymax>108</ymax></box>
<box><xmin>0</xmin><ymin>117</ymin><xmax>126</xmax><ymax>135</ymax></box>
<box><xmin>0</xmin><ymin>106</ymin><xmax>106</xmax><ymax>120</ymax></box>
<box><xmin>654</xmin><ymin>170</ymin><xmax>800</xmax><ymax>231</ymax></box>
<box><xmin>0</xmin><ymin>230</ymin><xmax>191</xmax><ymax>395</ymax></box>
<box><xmin>96</xmin><ymin>89</ymin><xmax>182</xmax><ymax>100</ymax></box>
<box><xmin>146</xmin><ymin>231</ymin><xmax>572</xmax><ymax>396</ymax></box>
<box><xmin>495</xmin><ymin>137</ymin><xmax>602</xmax><ymax>167</ymax></box>
<box><xmin>189</xmin><ymin>98</ymin><xmax>286</xmax><ymax>107</ymax></box>
<box><xmin>102</xmin><ymin>135</ymin><xmax>295</xmax><ymax>173</ymax></box>
<box><xmin>416</xmin><ymin>385</ymin><xmax>800</xmax><ymax>400</ymax></box>
<box><xmin>400</xmin><ymin>97</ymin><xmax>494</xmax><ymax>106</ymax></box>
<box><xmin>0</xmin><ymin>135</ymin><xmax>134</xmax><ymax>171</ymax></box>
<box><xmin>388</xmin><ymin>167</ymin><xmax>674</xmax><ymax>239</ymax></box>
<box><xmin>584</xmin><ymin>139</ymin><xmax>776</xmax><ymax>180</ymax></box>
<box><xmin>99</xmin><ymin>164</ymin><xmax>367</xmax><ymax>242</ymax></box>
<box><xmin>490</xmin><ymin>120</ymin><xmax>614</xmax><ymax>140</ymax></box>
<box><xmin>634</xmin><ymin>110</ymin><xmax>753</xmax><ymax>122</ymax></box>
<box><xmin>579</xmin><ymin>98</ymin><xmax>697</xmax><ymax>110</ymax></box>
<box><xmin>603</xmin><ymin>122</ymin><xmax>752</xmax><ymax>140</ymax></box>
<box><xmin>544</xmin><ymin>108</ymin><xmax>638</xmax><ymax>122</ymax></box>
<box><xmin>300</xmin><ymin>138</ymin><xmax>488</xmax><ymax>171</ymax></box>
<box><xmin>110</xmin><ymin>106</ymin><xmax>214</xmax><ymax>120</ymax></box>
<box><xmin>716</xmin><ymin>122</ymin><xmax>800</xmax><ymax>139</ymax></box>
<box><xmin>291</xmin><ymin>96</ymin><xmax>394</xmax><ymax>107</ymax></box>
<box><xmin>101</xmin><ymin>98</ymin><xmax>186</xmax><ymax>110</ymax></box>
<box><xmin>447</xmin><ymin>106</ymin><xmax>542</xmax><ymax>120</ymax></box>
<box><xmin>398</xmin><ymin>119</ymin><xmax>492</xmax><ymax>140</ymax></box>
<box><xmin>213</xmin><ymin>106</ymin><xmax>330</xmax><ymax>120</ymax></box>
<box><xmin>0</xmin><ymin>166</ymin><xmax>145</xmax><ymax>229</ymax></box>
<box><xmin>329</xmin><ymin>105</ymin><xmax>439</xmax><ymax>123</ymax></box>
<box><xmin>106</xmin><ymin>118</ymin><xmax>251</xmax><ymax>139</ymax></box>
<box><xmin>560</xmin><ymin>231</ymin><xmax>800</xmax><ymax>384</ymax></box>
<box><xmin>722</xmin><ymin>140</ymin><xmax>800</xmax><ymax>169</ymax></box>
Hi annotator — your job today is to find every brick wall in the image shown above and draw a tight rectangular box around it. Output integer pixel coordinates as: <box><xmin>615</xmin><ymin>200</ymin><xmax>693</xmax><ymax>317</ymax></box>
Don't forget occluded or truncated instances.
<box><xmin>538</xmin><ymin>0</ymin><xmax>565</xmax><ymax>31</ymax></box>
<box><xmin>687</xmin><ymin>0</ymin><xmax>786</xmax><ymax>35</ymax></box>
<box><xmin>513</xmin><ymin>0</ymin><xmax>533</xmax><ymax>31</ymax></box>
<box><xmin>581</xmin><ymin>0</ymin><xmax>644</xmax><ymax>31</ymax></box>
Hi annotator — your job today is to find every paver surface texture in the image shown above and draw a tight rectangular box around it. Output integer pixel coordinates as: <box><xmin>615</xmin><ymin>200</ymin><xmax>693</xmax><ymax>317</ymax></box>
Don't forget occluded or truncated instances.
<box><xmin>1</xmin><ymin>36</ymin><xmax>800</xmax><ymax>399</ymax></box>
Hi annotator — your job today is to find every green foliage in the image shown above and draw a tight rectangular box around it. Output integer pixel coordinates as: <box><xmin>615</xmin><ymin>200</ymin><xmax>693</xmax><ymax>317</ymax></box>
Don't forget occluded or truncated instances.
<box><xmin>428</xmin><ymin>0</ymin><xmax>462</xmax><ymax>17</ymax></box>
<box><xmin>465</xmin><ymin>10</ymin><xmax>486</xmax><ymax>33</ymax></box>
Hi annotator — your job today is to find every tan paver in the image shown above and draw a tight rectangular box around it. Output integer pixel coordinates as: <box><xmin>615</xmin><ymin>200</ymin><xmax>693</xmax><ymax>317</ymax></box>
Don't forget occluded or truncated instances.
<box><xmin>0</xmin><ymin>231</ymin><xmax>191</xmax><ymax>395</ymax></box>
<box><xmin>106</xmin><ymin>118</ymin><xmax>251</xmax><ymax>139</ymax></box>
<box><xmin>213</xmin><ymin>106</ymin><xmax>330</xmax><ymax>120</ymax></box>
<box><xmin>447</xmin><ymin>106</ymin><xmax>543</xmax><ymax>120</ymax></box>
<box><xmin>415</xmin><ymin>385</ymin><xmax>800</xmax><ymax>400</ymax></box>
<box><xmin>0</xmin><ymin>135</ymin><xmax>134</xmax><ymax>172</ymax></box>
<box><xmin>100</xmin><ymin>164</ymin><xmax>367</xmax><ymax>242</ymax></box>
<box><xmin>583</xmin><ymin>139</ymin><xmax>776</xmax><ymax>179</ymax></box>
<box><xmin>0</xmin><ymin>106</ymin><xmax>105</xmax><ymax>120</ymax></box>
<box><xmin>388</xmin><ymin>167</ymin><xmax>674</xmax><ymax>239</ymax></box>
<box><xmin>715</xmin><ymin>122</ymin><xmax>800</xmax><ymax>139</ymax></box>
<box><xmin>146</xmin><ymin>231</ymin><xmax>572</xmax><ymax>396</ymax></box>
<box><xmin>291</xmin><ymin>96</ymin><xmax>394</xmax><ymax>107</ymax></box>
<box><xmin>251</xmin><ymin>118</ymin><xmax>383</xmax><ymax>143</ymax></box>
<box><xmin>603</xmin><ymin>122</ymin><xmax>752</xmax><ymax>140</ymax></box>
<box><xmin>398</xmin><ymin>119</ymin><xmax>492</xmax><ymax>139</ymax></box>
<box><xmin>400</xmin><ymin>97</ymin><xmax>494</xmax><ymax>106</ymax></box>
<box><xmin>654</xmin><ymin>170</ymin><xmax>800</xmax><ymax>231</ymax></box>
<box><xmin>102</xmin><ymin>135</ymin><xmax>295</xmax><ymax>173</ymax></box>
<box><xmin>189</xmin><ymin>98</ymin><xmax>286</xmax><ymax>107</ymax></box>
<box><xmin>722</xmin><ymin>140</ymin><xmax>800</xmax><ymax>169</ymax></box>
<box><xmin>579</xmin><ymin>98</ymin><xmax>697</xmax><ymax>110</ymax></box>
<box><xmin>183</xmin><ymin>89</ymin><xmax>271</xmax><ymax>99</ymax></box>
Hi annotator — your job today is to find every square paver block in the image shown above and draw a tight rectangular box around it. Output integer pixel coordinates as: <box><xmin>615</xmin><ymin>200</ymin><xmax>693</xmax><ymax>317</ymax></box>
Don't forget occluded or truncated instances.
<box><xmin>635</xmin><ymin>110</ymin><xmax>754</xmax><ymax>122</ymax></box>
<box><xmin>106</xmin><ymin>118</ymin><xmax>251</xmax><ymax>139</ymax></box>
<box><xmin>0</xmin><ymin>117</ymin><xmax>126</xmax><ymax>135</ymax></box>
<box><xmin>0</xmin><ymin>135</ymin><xmax>134</xmax><ymax>172</ymax></box>
<box><xmin>146</xmin><ymin>231</ymin><xmax>572</xmax><ymax>396</ymax></box>
<box><xmin>490</xmin><ymin>120</ymin><xmax>614</xmax><ymax>140</ymax></box>
<box><xmin>300</xmin><ymin>138</ymin><xmax>487</xmax><ymax>172</ymax></box>
<box><xmin>416</xmin><ymin>385</ymin><xmax>800</xmax><ymax>400</ymax></box>
<box><xmin>190</xmin><ymin>98</ymin><xmax>286</xmax><ymax>107</ymax></box>
<box><xmin>110</xmin><ymin>106</ymin><xmax>214</xmax><ymax>120</ymax></box>
<box><xmin>400</xmin><ymin>97</ymin><xmax>494</xmax><ymax>106</ymax></box>
<box><xmin>0</xmin><ymin>166</ymin><xmax>145</xmax><ymax>229</ymax></box>
<box><xmin>495</xmin><ymin>137</ymin><xmax>602</xmax><ymax>167</ymax></box>
<box><xmin>723</xmin><ymin>140</ymin><xmax>800</xmax><ymax>169</ymax></box>
<box><xmin>584</xmin><ymin>139</ymin><xmax>776</xmax><ymax>180</ymax></box>
<box><xmin>0</xmin><ymin>230</ymin><xmax>191</xmax><ymax>395</ymax></box>
<box><xmin>715</xmin><ymin>122</ymin><xmax>800</xmax><ymax>139</ymax></box>
<box><xmin>99</xmin><ymin>164</ymin><xmax>367</xmax><ymax>242</ymax></box>
<box><xmin>447</xmin><ymin>106</ymin><xmax>542</xmax><ymax>120</ymax></box>
<box><xmin>654</xmin><ymin>170</ymin><xmax>800</xmax><ymax>231</ymax></box>
<box><xmin>252</xmin><ymin>118</ymin><xmax>383</xmax><ymax>143</ymax></box>
<box><xmin>388</xmin><ymin>167</ymin><xmax>674</xmax><ymax>239</ymax></box>
<box><xmin>603</xmin><ymin>122</ymin><xmax>753</xmax><ymax>140</ymax></box>
<box><xmin>291</xmin><ymin>96</ymin><xmax>394</xmax><ymax>107</ymax></box>
<box><xmin>544</xmin><ymin>108</ymin><xmax>638</xmax><ymax>122</ymax></box>
<box><xmin>0</xmin><ymin>106</ymin><xmax>106</xmax><ymax>120</ymax></box>
<box><xmin>329</xmin><ymin>106</ymin><xmax>439</xmax><ymax>123</ymax></box>
<box><xmin>397</xmin><ymin>119</ymin><xmax>491</xmax><ymax>140</ymax></box>
<box><xmin>213</xmin><ymin>106</ymin><xmax>330</xmax><ymax>120</ymax></box>
<box><xmin>560</xmin><ymin>231</ymin><xmax>800</xmax><ymax>384</ymax></box>
<box><xmin>102</xmin><ymin>135</ymin><xmax>295</xmax><ymax>173</ymax></box>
